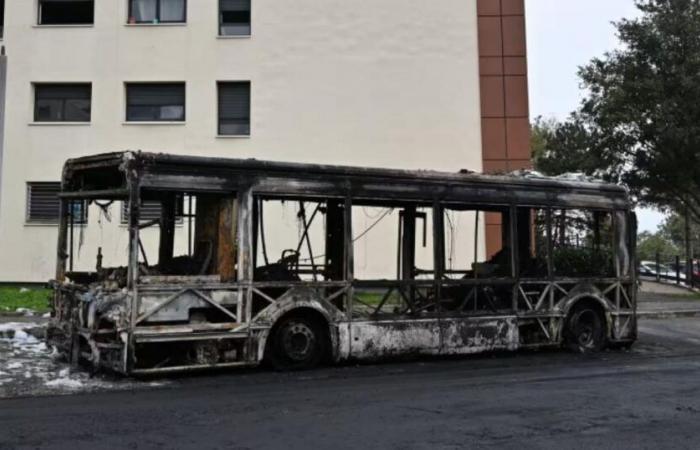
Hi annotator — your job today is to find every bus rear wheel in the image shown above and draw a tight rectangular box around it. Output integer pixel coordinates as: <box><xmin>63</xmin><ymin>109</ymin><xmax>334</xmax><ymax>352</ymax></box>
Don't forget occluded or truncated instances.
<box><xmin>564</xmin><ymin>303</ymin><xmax>606</xmax><ymax>353</ymax></box>
<box><xmin>267</xmin><ymin>316</ymin><xmax>326</xmax><ymax>371</ymax></box>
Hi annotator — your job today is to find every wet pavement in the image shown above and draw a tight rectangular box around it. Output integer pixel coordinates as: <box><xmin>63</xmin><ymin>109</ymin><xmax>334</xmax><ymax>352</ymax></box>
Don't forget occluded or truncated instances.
<box><xmin>0</xmin><ymin>286</ymin><xmax>698</xmax><ymax>398</ymax></box>
<box><xmin>0</xmin><ymin>320</ymin><xmax>166</xmax><ymax>398</ymax></box>
<box><xmin>2</xmin><ymin>317</ymin><xmax>700</xmax><ymax>449</ymax></box>
<box><xmin>3</xmin><ymin>291</ymin><xmax>700</xmax><ymax>448</ymax></box>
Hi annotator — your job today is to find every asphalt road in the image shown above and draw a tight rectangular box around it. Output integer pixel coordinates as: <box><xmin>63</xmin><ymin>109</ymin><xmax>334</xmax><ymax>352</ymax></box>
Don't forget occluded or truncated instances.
<box><xmin>2</xmin><ymin>318</ymin><xmax>700</xmax><ymax>449</ymax></box>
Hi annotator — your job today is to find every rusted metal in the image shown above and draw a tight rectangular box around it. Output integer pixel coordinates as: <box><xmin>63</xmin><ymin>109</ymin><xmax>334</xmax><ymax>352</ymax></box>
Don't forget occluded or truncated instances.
<box><xmin>47</xmin><ymin>151</ymin><xmax>637</xmax><ymax>375</ymax></box>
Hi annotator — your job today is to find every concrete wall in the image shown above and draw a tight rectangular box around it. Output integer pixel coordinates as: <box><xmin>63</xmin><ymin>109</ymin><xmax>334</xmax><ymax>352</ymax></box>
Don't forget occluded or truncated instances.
<box><xmin>0</xmin><ymin>0</ymin><xmax>485</xmax><ymax>282</ymax></box>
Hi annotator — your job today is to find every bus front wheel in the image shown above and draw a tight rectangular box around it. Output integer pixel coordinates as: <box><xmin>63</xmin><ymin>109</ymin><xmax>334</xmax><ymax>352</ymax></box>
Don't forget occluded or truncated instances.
<box><xmin>267</xmin><ymin>315</ymin><xmax>326</xmax><ymax>371</ymax></box>
<box><xmin>564</xmin><ymin>303</ymin><xmax>606</xmax><ymax>353</ymax></box>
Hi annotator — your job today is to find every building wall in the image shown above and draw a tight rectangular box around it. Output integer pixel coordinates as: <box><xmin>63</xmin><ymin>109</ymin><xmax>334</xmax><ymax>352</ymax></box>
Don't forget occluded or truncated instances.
<box><xmin>477</xmin><ymin>0</ymin><xmax>531</xmax><ymax>257</ymax></box>
<box><xmin>0</xmin><ymin>0</ymin><xmax>527</xmax><ymax>283</ymax></box>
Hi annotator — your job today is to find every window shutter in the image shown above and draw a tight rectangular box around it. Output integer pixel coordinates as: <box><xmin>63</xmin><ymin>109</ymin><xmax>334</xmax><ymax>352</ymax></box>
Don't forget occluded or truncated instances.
<box><xmin>27</xmin><ymin>183</ymin><xmax>61</xmax><ymax>222</ymax></box>
<box><xmin>218</xmin><ymin>82</ymin><xmax>250</xmax><ymax>135</ymax></box>
<box><xmin>127</xmin><ymin>84</ymin><xmax>184</xmax><ymax>106</ymax></box>
<box><xmin>221</xmin><ymin>0</ymin><xmax>250</xmax><ymax>11</ymax></box>
<box><xmin>219</xmin><ymin>83</ymin><xmax>249</xmax><ymax>119</ymax></box>
<box><xmin>122</xmin><ymin>199</ymin><xmax>184</xmax><ymax>223</ymax></box>
<box><xmin>36</xmin><ymin>84</ymin><xmax>90</xmax><ymax>101</ymax></box>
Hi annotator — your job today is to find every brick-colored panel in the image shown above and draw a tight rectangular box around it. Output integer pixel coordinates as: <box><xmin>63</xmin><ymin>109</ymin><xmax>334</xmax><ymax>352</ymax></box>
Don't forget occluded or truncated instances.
<box><xmin>480</xmin><ymin>76</ymin><xmax>505</xmax><ymax>118</ymax></box>
<box><xmin>502</xmin><ymin>16</ymin><xmax>527</xmax><ymax>56</ymax></box>
<box><xmin>480</xmin><ymin>57</ymin><xmax>503</xmax><ymax>76</ymax></box>
<box><xmin>507</xmin><ymin>159</ymin><xmax>533</xmax><ymax>171</ymax></box>
<box><xmin>478</xmin><ymin>17</ymin><xmax>503</xmax><ymax>57</ymax></box>
<box><xmin>485</xmin><ymin>211</ymin><xmax>502</xmax><ymax>225</ymax></box>
<box><xmin>482</xmin><ymin>159</ymin><xmax>508</xmax><ymax>174</ymax></box>
<box><xmin>503</xmin><ymin>56</ymin><xmax>527</xmax><ymax>75</ymax></box>
<box><xmin>478</xmin><ymin>0</ymin><xmax>530</xmax><ymax>259</ymax></box>
<box><xmin>485</xmin><ymin>224</ymin><xmax>503</xmax><ymax>259</ymax></box>
<box><xmin>501</xmin><ymin>0</ymin><xmax>525</xmax><ymax>15</ymax></box>
<box><xmin>506</xmin><ymin>118</ymin><xmax>531</xmax><ymax>160</ymax></box>
<box><xmin>482</xmin><ymin>118</ymin><xmax>507</xmax><ymax>159</ymax></box>
<box><xmin>477</xmin><ymin>0</ymin><xmax>502</xmax><ymax>16</ymax></box>
<box><xmin>504</xmin><ymin>75</ymin><xmax>529</xmax><ymax>117</ymax></box>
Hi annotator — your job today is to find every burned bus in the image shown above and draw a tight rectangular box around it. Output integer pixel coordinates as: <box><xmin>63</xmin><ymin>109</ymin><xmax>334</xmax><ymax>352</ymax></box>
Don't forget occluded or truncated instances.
<box><xmin>48</xmin><ymin>151</ymin><xmax>637</xmax><ymax>375</ymax></box>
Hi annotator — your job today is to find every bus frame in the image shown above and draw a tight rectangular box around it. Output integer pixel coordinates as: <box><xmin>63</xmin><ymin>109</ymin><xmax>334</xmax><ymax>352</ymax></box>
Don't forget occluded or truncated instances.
<box><xmin>48</xmin><ymin>151</ymin><xmax>637</xmax><ymax>375</ymax></box>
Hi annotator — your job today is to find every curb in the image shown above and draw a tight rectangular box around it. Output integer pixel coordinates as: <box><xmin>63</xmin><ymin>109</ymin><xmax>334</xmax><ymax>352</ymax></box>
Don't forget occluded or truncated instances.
<box><xmin>638</xmin><ymin>310</ymin><xmax>700</xmax><ymax>319</ymax></box>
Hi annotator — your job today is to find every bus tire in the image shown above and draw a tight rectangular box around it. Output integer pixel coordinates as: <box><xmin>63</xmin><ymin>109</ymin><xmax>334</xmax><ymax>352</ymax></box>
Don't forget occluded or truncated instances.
<box><xmin>564</xmin><ymin>302</ymin><xmax>606</xmax><ymax>353</ymax></box>
<box><xmin>267</xmin><ymin>314</ymin><xmax>326</xmax><ymax>371</ymax></box>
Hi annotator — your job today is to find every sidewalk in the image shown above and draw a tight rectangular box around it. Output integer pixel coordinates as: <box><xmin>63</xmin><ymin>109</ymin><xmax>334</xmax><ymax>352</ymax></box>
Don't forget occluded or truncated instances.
<box><xmin>638</xmin><ymin>281</ymin><xmax>700</xmax><ymax>318</ymax></box>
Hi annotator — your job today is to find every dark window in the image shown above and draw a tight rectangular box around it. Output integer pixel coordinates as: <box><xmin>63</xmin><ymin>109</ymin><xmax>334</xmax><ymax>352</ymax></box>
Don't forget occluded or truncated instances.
<box><xmin>126</xmin><ymin>83</ymin><xmax>185</xmax><ymax>122</ymax></box>
<box><xmin>38</xmin><ymin>0</ymin><xmax>94</xmax><ymax>25</ymax></box>
<box><xmin>551</xmin><ymin>209</ymin><xmax>615</xmax><ymax>278</ymax></box>
<box><xmin>34</xmin><ymin>83</ymin><xmax>91</xmax><ymax>122</ymax></box>
<box><xmin>1</xmin><ymin>0</ymin><xmax>5</xmax><ymax>39</ymax></box>
<box><xmin>129</xmin><ymin>0</ymin><xmax>186</xmax><ymax>24</ymax></box>
<box><xmin>26</xmin><ymin>182</ymin><xmax>86</xmax><ymax>224</ymax></box>
<box><xmin>219</xmin><ymin>0</ymin><xmax>250</xmax><ymax>36</ymax></box>
<box><xmin>218</xmin><ymin>82</ymin><xmax>250</xmax><ymax>135</ymax></box>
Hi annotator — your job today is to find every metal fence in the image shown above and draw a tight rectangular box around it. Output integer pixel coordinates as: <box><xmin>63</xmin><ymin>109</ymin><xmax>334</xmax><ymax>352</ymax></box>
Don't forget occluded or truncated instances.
<box><xmin>638</xmin><ymin>254</ymin><xmax>697</xmax><ymax>288</ymax></box>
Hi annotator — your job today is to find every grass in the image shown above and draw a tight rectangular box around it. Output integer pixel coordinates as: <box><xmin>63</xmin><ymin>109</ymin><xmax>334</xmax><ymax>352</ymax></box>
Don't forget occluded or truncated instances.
<box><xmin>0</xmin><ymin>286</ymin><xmax>52</xmax><ymax>314</ymax></box>
<box><xmin>668</xmin><ymin>292</ymin><xmax>700</xmax><ymax>300</ymax></box>
<box><xmin>354</xmin><ymin>291</ymin><xmax>404</xmax><ymax>309</ymax></box>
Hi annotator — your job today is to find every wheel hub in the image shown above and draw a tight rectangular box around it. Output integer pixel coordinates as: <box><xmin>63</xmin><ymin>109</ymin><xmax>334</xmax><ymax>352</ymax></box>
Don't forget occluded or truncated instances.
<box><xmin>282</xmin><ymin>323</ymin><xmax>316</xmax><ymax>362</ymax></box>
<box><xmin>575</xmin><ymin>310</ymin><xmax>597</xmax><ymax>348</ymax></box>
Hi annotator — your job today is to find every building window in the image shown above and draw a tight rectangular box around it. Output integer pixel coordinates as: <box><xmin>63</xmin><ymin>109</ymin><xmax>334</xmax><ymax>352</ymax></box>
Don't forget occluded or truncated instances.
<box><xmin>34</xmin><ymin>83</ymin><xmax>91</xmax><ymax>122</ymax></box>
<box><xmin>218</xmin><ymin>82</ymin><xmax>250</xmax><ymax>135</ymax></box>
<box><xmin>128</xmin><ymin>0</ymin><xmax>186</xmax><ymax>24</ymax></box>
<box><xmin>38</xmin><ymin>0</ymin><xmax>94</xmax><ymax>25</ymax></box>
<box><xmin>26</xmin><ymin>182</ymin><xmax>87</xmax><ymax>224</ymax></box>
<box><xmin>219</xmin><ymin>0</ymin><xmax>250</xmax><ymax>36</ymax></box>
<box><xmin>121</xmin><ymin>199</ymin><xmax>183</xmax><ymax>224</ymax></box>
<box><xmin>1</xmin><ymin>0</ymin><xmax>5</xmax><ymax>39</ymax></box>
<box><xmin>126</xmin><ymin>83</ymin><xmax>185</xmax><ymax>122</ymax></box>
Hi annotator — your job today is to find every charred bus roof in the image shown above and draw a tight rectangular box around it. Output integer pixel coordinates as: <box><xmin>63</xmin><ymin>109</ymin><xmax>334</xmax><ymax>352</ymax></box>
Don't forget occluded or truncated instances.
<box><xmin>60</xmin><ymin>151</ymin><xmax>631</xmax><ymax>210</ymax></box>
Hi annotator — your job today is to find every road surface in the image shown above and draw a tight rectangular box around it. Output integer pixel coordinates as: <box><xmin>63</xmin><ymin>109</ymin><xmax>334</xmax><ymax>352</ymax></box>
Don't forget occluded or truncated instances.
<box><xmin>3</xmin><ymin>317</ymin><xmax>700</xmax><ymax>449</ymax></box>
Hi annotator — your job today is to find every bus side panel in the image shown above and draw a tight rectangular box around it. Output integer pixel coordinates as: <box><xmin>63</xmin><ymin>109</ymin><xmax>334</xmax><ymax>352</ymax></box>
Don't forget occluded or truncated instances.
<box><xmin>348</xmin><ymin>319</ymin><xmax>441</xmax><ymax>359</ymax></box>
<box><xmin>440</xmin><ymin>316</ymin><xmax>519</xmax><ymax>355</ymax></box>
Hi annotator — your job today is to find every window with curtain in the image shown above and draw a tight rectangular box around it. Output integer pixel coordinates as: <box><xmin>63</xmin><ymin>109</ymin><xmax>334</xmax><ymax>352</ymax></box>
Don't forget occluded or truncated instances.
<box><xmin>219</xmin><ymin>0</ymin><xmax>250</xmax><ymax>36</ymax></box>
<box><xmin>38</xmin><ymin>0</ymin><xmax>94</xmax><ymax>25</ymax></box>
<box><xmin>129</xmin><ymin>0</ymin><xmax>186</xmax><ymax>24</ymax></box>
<box><xmin>126</xmin><ymin>83</ymin><xmax>185</xmax><ymax>122</ymax></box>
<box><xmin>218</xmin><ymin>82</ymin><xmax>250</xmax><ymax>135</ymax></box>
<box><xmin>26</xmin><ymin>182</ymin><xmax>87</xmax><ymax>224</ymax></box>
<box><xmin>34</xmin><ymin>83</ymin><xmax>91</xmax><ymax>122</ymax></box>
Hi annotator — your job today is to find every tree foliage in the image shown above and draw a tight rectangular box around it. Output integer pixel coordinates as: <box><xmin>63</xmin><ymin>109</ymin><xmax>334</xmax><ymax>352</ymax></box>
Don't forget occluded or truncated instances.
<box><xmin>578</xmin><ymin>0</ymin><xmax>700</xmax><ymax>222</ymax></box>
<box><xmin>658</xmin><ymin>212</ymin><xmax>700</xmax><ymax>255</ymax></box>
<box><xmin>530</xmin><ymin>115</ymin><xmax>603</xmax><ymax>176</ymax></box>
<box><xmin>637</xmin><ymin>230</ymin><xmax>679</xmax><ymax>261</ymax></box>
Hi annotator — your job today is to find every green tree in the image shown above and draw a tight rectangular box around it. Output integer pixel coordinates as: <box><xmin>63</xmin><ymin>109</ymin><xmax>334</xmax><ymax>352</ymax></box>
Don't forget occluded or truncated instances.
<box><xmin>659</xmin><ymin>213</ymin><xmax>700</xmax><ymax>257</ymax></box>
<box><xmin>578</xmin><ymin>0</ymin><xmax>700</xmax><ymax>222</ymax></box>
<box><xmin>530</xmin><ymin>115</ymin><xmax>604</xmax><ymax>176</ymax></box>
<box><xmin>637</xmin><ymin>230</ymin><xmax>679</xmax><ymax>261</ymax></box>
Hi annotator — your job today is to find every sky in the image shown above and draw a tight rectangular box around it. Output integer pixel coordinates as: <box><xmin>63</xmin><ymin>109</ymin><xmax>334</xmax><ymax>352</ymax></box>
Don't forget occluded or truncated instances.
<box><xmin>525</xmin><ymin>0</ymin><xmax>664</xmax><ymax>232</ymax></box>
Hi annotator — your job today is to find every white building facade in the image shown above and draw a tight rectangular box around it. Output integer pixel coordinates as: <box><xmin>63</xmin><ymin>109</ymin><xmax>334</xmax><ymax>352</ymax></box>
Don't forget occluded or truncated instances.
<box><xmin>0</xmin><ymin>0</ymin><xmax>530</xmax><ymax>283</ymax></box>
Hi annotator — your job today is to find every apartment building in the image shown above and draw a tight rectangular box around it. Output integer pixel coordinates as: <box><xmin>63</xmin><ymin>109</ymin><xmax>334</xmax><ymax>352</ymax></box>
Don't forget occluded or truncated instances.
<box><xmin>0</xmin><ymin>0</ymin><xmax>530</xmax><ymax>283</ymax></box>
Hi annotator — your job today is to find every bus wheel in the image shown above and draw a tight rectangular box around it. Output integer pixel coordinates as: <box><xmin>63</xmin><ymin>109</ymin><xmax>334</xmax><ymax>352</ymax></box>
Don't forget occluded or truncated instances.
<box><xmin>268</xmin><ymin>315</ymin><xmax>325</xmax><ymax>371</ymax></box>
<box><xmin>564</xmin><ymin>303</ymin><xmax>606</xmax><ymax>353</ymax></box>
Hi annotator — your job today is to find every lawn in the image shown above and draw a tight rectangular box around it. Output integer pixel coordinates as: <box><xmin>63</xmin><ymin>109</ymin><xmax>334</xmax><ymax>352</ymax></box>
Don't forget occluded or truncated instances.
<box><xmin>0</xmin><ymin>286</ymin><xmax>52</xmax><ymax>314</ymax></box>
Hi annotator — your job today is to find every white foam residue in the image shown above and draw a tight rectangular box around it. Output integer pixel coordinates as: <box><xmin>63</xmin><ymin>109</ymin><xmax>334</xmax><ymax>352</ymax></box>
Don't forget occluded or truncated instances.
<box><xmin>15</xmin><ymin>308</ymin><xmax>36</xmax><ymax>317</ymax></box>
<box><xmin>0</xmin><ymin>322</ymin><xmax>39</xmax><ymax>333</ymax></box>
<box><xmin>45</xmin><ymin>377</ymin><xmax>84</xmax><ymax>389</ymax></box>
<box><xmin>11</xmin><ymin>329</ymin><xmax>39</xmax><ymax>345</ymax></box>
